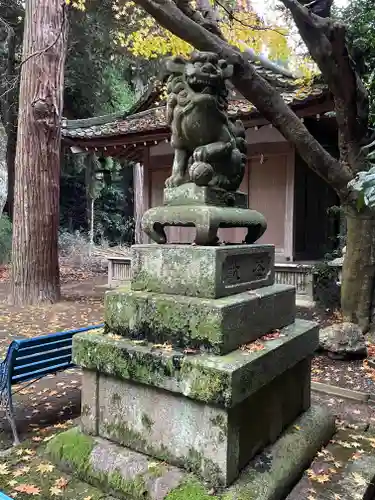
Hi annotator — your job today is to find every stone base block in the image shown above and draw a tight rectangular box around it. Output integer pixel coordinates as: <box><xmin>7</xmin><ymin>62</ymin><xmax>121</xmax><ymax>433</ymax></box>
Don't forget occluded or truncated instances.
<box><xmin>105</xmin><ymin>283</ymin><xmax>295</xmax><ymax>354</ymax></box>
<box><xmin>74</xmin><ymin>319</ymin><xmax>318</xmax><ymax>409</ymax></box>
<box><xmin>75</xmin><ymin>319</ymin><xmax>318</xmax><ymax>487</ymax></box>
<box><xmin>46</xmin><ymin>405</ymin><xmax>335</xmax><ymax>500</ymax></box>
<box><xmin>96</xmin><ymin>358</ymin><xmax>310</xmax><ymax>486</ymax></box>
<box><xmin>131</xmin><ymin>244</ymin><xmax>275</xmax><ymax>298</ymax></box>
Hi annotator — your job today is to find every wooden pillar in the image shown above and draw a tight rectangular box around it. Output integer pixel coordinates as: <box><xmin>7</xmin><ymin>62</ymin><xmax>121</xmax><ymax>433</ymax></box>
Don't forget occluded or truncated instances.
<box><xmin>284</xmin><ymin>148</ymin><xmax>295</xmax><ymax>262</ymax></box>
<box><xmin>133</xmin><ymin>148</ymin><xmax>150</xmax><ymax>244</ymax></box>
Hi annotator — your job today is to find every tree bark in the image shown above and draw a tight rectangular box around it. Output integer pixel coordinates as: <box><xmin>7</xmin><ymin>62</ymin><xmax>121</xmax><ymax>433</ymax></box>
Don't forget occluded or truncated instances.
<box><xmin>0</xmin><ymin>123</ymin><xmax>7</xmax><ymax>216</ymax></box>
<box><xmin>11</xmin><ymin>0</ymin><xmax>68</xmax><ymax>305</ymax></box>
<box><xmin>341</xmin><ymin>208</ymin><xmax>375</xmax><ymax>333</ymax></box>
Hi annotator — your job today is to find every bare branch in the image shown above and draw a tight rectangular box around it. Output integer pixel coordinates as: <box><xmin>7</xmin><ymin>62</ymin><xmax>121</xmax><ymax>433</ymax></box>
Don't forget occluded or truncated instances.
<box><xmin>278</xmin><ymin>0</ymin><xmax>369</xmax><ymax>172</ymax></box>
<box><xmin>214</xmin><ymin>0</ymin><xmax>286</xmax><ymax>36</ymax></box>
<box><xmin>132</xmin><ymin>0</ymin><xmax>353</xmax><ymax>200</ymax></box>
<box><xmin>238</xmin><ymin>40</ymin><xmax>294</xmax><ymax>78</ymax></box>
<box><xmin>174</xmin><ymin>0</ymin><xmax>224</xmax><ymax>38</ymax></box>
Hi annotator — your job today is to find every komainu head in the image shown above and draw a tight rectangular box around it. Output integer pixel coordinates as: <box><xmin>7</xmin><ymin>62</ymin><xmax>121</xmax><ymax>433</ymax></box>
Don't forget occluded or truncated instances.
<box><xmin>166</xmin><ymin>51</ymin><xmax>233</xmax><ymax>94</ymax></box>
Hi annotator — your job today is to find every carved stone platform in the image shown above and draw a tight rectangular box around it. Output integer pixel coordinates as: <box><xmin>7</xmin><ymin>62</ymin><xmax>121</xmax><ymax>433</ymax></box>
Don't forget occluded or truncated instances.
<box><xmin>131</xmin><ymin>244</ymin><xmax>275</xmax><ymax>298</ymax></box>
<box><xmin>141</xmin><ymin>183</ymin><xmax>267</xmax><ymax>245</ymax></box>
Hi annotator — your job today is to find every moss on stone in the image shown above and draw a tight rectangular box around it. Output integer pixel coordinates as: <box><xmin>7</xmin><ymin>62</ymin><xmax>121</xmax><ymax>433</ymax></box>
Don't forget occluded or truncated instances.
<box><xmin>112</xmin><ymin>392</ymin><xmax>122</xmax><ymax>404</ymax></box>
<box><xmin>45</xmin><ymin>427</ymin><xmax>95</xmax><ymax>475</ymax></box>
<box><xmin>46</xmin><ymin>428</ymin><xmax>165</xmax><ymax>500</ymax></box>
<box><xmin>102</xmin><ymin>420</ymin><xmax>149</xmax><ymax>451</ymax></box>
<box><xmin>181</xmin><ymin>363</ymin><xmax>232</xmax><ymax>406</ymax></box>
<box><xmin>73</xmin><ymin>333</ymin><xmax>182</xmax><ymax>389</ymax></box>
<box><xmin>73</xmin><ymin>333</ymin><xmax>233</xmax><ymax>407</ymax></box>
<box><xmin>210</xmin><ymin>415</ymin><xmax>227</xmax><ymax>444</ymax></box>
<box><xmin>166</xmin><ymin>478</ymin><xmax>220</xmax><ymax>499</ymax></box>
<box><xmin>104</xmin><ymin>290</ymin><xmax>223</xmax><ymax>353</ymax></box>
<box><xmin>102</xmin><ymin>470</ymin><xmax>148</xmax><ymax>499</ymax></box>
<box><xmin>142</xmin><ymin>412</ymin><xmax>154</xmax><ymax>432</ymax></box>
<box><xmin>186</xmin><ymin>449</ymin><xmax>224</xmax><ymax>488</ymax></box>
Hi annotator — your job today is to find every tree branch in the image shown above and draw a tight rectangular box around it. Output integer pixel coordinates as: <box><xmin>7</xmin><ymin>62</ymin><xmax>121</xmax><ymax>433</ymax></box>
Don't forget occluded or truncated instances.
<box><xmin>279</xmin><ymin>0</ymin><xmax>369</xmax><ymax>172</ymax></box>
<box><xmin>131</xmin><ymin>0</ymin><xmax>353</xmax><ymax>200</ymax></box>
<box><xmin>174</xmin><ymin>0</ymin><xmax>224</xmax><ymax>38</ymax></box>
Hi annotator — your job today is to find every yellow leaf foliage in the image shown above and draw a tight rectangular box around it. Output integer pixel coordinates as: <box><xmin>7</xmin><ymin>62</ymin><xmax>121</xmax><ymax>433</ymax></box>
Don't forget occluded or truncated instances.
<box><xmin>66</xmin><ymin>0</ymin><xmax>86</xmax><ymax>11</ymax></box>
<box><xmin>113</xmin><ymin>0</ymin><xmax>290</xmax><ymax>61</ymax></box>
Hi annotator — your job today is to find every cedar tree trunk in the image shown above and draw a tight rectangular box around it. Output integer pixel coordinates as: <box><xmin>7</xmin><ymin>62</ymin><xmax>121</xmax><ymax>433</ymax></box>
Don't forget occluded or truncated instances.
<box><xmin>11</xmin><ymin>0</ymin><xmax>68</xmax><ymax>305</ymax></box>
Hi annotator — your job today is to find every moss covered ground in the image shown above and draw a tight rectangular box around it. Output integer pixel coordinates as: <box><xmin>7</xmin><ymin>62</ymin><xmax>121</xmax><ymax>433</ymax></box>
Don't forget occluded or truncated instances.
<box><xmin>0</xmin><ymin>421</ymin><xmax>110</xmax><ymax>499</ymax></box>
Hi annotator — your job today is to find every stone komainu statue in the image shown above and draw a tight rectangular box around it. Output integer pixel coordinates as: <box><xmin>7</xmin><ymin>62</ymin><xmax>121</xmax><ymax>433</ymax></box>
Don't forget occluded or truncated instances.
<box><xmin>165</xmin><ymin>51</ymin><xmax>247</xmax><ymax>192</ymax></box>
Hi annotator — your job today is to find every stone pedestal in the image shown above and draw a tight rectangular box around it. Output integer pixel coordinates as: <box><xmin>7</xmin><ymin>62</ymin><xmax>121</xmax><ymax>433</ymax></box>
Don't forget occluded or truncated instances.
<box><xmin>74</xmin><ymin>323</ymin><xmax>315</xmax><ymax>487</ymax></box>
<box><xmin>62</xmin><ymin>241</ymin><xmax>335</xmax><ymax>497</ymax></box>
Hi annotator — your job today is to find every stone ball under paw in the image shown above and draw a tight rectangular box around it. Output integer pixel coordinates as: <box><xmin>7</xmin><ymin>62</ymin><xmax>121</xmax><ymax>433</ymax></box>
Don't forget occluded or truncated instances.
<box><xmin>189</xmin><ymin>161</ymin><xmax>214</xmax><ymax>186</ymax></box>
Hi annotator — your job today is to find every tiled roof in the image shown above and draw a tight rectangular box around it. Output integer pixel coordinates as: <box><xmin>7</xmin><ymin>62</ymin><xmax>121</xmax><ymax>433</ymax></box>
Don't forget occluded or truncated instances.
<box><xmin>62</xmin><ymin>65</ymin><xmax>329</xmax><ymax>141</ymax></box>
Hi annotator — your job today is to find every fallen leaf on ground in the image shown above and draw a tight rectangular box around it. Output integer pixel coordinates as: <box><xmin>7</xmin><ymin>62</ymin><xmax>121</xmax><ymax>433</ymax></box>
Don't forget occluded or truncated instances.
<box><xmin>0</xmin><ymin>464</ymin><xmax>9</xmax><ymax>475</ymax></box>
<box><xmin>152</xmin><ymin>343</ymin><xmax>173</xmax><ymax>351</ymax></box>
<box><xmin>350</xmin><ymin>472</ymin><xmax>367</xmax><ymax>487</ymax></box>
<box><xmin>261</xmin><ymin>330</ymin><xmax>284</xmax><ymax>341</ymax></box>
<box><xmin>307</xmin><ymin>469</ymin><xmax>331</xmax><ymax>483</ymax></box>
<box><xmin>14</xmin><ymin>483</ymin><xmax>41</xmax><ymax>495</ymax></box>
<box><xmin>54</xmin><ymin>477</ymin><xmax>69</xmax><ymax>489</ymax></box>
<box><xmin>13</xmin><ymin>466</ymin><xmax>31</xmax><ymax>478</ymax></box>
<box><xmin>43</xmin><ymin>434</ymin><xmax>56</xmax><ymax>442</ymax></box>
<box><xmin>50</xmin><ymin>486</ymin><xmax>63</xmax><ymax>496</ymax></box>
<box><xmin>183</xmin><ymin>348</ymin><xmax>199</xmax><ymax>355</ymax></box>
<box><xmin>36</xmin><ymin>463</ymin><xmax>55</xmax><ymax>474</ymax></box>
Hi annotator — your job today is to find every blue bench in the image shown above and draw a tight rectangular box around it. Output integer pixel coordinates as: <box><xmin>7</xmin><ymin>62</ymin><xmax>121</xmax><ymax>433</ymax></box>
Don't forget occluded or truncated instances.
<box><xmin>0</xmin><ymin>491</ymin><xmax>13</xmax><ymax>499</ymax></box>
<box><xmin>0</xmin><ymin>324</ymin><xmax>104</xmax><ymax>445</ymax></box>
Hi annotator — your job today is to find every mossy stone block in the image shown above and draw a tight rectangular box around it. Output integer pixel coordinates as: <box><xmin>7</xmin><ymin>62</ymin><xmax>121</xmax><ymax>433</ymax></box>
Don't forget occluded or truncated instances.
<box><xmin>45</xmin><ymin>404</ymin><xmax>335</xmax><ymax>499</ymax></box>
<box><xmin>104</xmin><ymin>283</ymin><xmax>295</xmax><ymax>354</ymax></box>
<box><xmin>73</xmin><ymin>318</ymin><xmax>318</xmax><ymax>408</ymax></box>
<box><xmin>45</xmin><ymin>427</ymin><xmax>187</xmax><ymax>499</ymax></box>
<box><xmin>93</xmin><ymin>358</ymin><xmax>312</xmax><ymax>487</ymax></box>
<box><xmin>163</xmin><ymin>183</ymin><xmax>248</xmax><ymax>208</ymax></box>
<box><xmin>131</xmin><ymin>244</ymin><xmax>275</xmax><ymax>298</ymax></box>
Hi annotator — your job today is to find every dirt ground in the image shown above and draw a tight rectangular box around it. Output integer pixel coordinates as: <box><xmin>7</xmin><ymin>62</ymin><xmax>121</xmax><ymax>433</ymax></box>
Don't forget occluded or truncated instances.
<box><xmin>1</xmin><ymin>272</ymin><xmax>375</xmax><ymax>498</ymax></box>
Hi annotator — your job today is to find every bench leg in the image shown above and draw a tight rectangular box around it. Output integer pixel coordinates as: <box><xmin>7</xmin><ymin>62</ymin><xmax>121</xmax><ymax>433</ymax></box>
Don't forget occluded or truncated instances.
<box><xmin>1</xmin><ymin>389</ymin><xmax>19</xmax><ymax>446</ymax></box>
<box><xmin>7</xmin><ymin>394</ymin><xmax>20</xmax><ymax>446</ymax></box>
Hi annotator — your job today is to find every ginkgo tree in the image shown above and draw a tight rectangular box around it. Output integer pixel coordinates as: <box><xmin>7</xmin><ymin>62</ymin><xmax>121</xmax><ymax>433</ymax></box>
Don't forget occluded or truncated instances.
<box><xmin>114</xmin><ymin>0</ymin><xmax>291</xmax><ymax>63</ymax></box>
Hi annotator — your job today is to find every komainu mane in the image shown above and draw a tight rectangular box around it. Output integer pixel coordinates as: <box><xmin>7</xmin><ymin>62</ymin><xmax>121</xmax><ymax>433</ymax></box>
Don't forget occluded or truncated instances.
<box><xmin>165</xmin><ymin>51</ymin><xmax>247</xmax><ymax>192</ymax></box>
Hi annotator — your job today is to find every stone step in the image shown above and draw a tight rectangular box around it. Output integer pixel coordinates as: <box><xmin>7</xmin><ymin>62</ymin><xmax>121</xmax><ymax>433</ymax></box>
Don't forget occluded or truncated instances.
<box><xmin>287</xmin><ymin>427</ymin><xmax>375</xmax><ymax>499</ymax></box>
<box><xmin>105</xmin><ymin>283</ymin><xmax>296</xmax><ymax>355</ymax></box>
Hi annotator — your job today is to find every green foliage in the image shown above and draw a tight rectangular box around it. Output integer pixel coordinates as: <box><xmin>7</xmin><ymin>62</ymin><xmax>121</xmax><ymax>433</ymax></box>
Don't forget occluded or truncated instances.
<box><xmin>0</xmin><ymin>214</ymin><xmax>12</xmax><ymax>264</ymax></box>
<box><xmin>94</xmin><ymin>183</ymin><xmax>134</xmax><ymax>244</ymax></box>
<box><xmin>61</xmin><ymin>0</ymin><xmax>137</xmax><ymax>245</ymax></box>
<box><xmin>348</xmin><ymin>140</ymin><xmax>375</xmax><ymax>210</ymax></box>
<box><xmin>64</xmin><ymin>0</ymin><xmax>135</xmax><ymax>118</ymax></box>
<box><xmin>342</xmin><ymin>0</ymin><xmax>375</xmax><ymax>123</ymax></box>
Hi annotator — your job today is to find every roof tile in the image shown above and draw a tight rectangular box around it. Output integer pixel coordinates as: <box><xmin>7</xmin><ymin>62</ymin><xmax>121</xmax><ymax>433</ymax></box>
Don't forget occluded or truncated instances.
<box><xmin>62</xmin><ymin>75</ymin><xmax>328</xmax><ymax>141</ymax></box>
